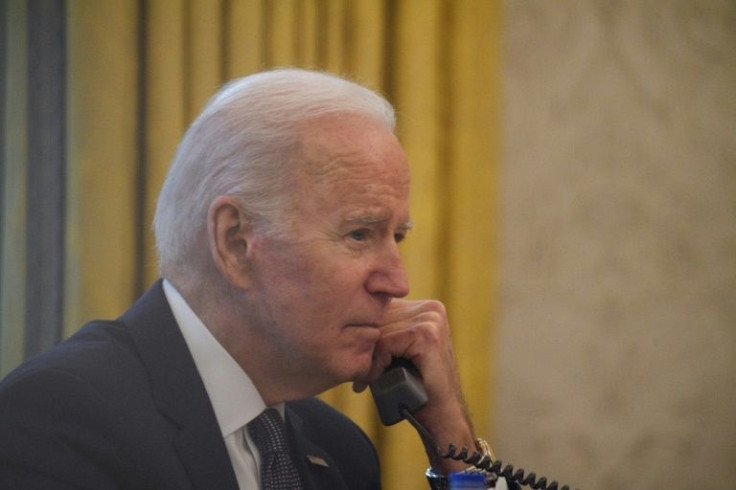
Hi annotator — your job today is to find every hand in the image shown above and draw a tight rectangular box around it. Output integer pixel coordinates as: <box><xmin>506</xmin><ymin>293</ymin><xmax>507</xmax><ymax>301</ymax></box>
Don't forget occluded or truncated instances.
<box><xmin>353</xmin><ymin>299</ymin><xmax>478</xmax><ymax>473</ymax></box>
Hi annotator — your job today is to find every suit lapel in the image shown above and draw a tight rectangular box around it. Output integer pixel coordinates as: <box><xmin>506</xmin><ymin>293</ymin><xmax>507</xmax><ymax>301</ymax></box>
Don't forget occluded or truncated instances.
<box><xmin>286</xmin><ymin>406</ymin><xmax>349</xmax><ymax>490</ymax></box>
<box><xmin>121</xmin><ymin>281</ymin><xmax>239</xmax><ymax>490</ymax></box>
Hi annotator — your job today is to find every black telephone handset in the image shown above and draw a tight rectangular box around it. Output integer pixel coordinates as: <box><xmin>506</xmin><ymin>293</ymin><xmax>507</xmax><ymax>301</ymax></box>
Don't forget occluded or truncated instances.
<box><xmin>369</xmin><ymin>357</ymin><xmax>428</xmax><ymax>425</ymax></box>
<box><xmin>369</xmin><ymin>358</ymin><xmax>580</xmax><ymax>490</ymax></box>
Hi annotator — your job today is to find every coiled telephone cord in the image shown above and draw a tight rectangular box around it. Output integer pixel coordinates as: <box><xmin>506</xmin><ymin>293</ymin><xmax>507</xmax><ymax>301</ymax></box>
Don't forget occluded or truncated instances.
<box><xmin>399</xmin><ymin>406</ymin><xmax>579</xmax><ymax>490</ymax></box>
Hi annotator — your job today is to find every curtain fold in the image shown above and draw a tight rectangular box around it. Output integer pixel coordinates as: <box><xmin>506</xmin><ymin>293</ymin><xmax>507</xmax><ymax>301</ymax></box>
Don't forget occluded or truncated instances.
<box><xmin>65</xmin><ymin>0</ymin><xmax>140</xmax><ymax>335</ymax></box>
<box><xmin>1</xmin><ymin>0</ymin><xmax>29</xmax><ymax>376</ymax></box>
<box><xmin>1</xmin><ymin>1</ymin><xmax>499</xmax><ymax>488</ymax></box>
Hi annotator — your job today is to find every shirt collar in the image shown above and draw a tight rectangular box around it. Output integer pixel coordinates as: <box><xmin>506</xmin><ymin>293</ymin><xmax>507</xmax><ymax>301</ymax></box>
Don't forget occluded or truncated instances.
<box><xmin>162</xmin><ymin>279</ymin><xmax>284</xmax><ymax>437</ymax></box>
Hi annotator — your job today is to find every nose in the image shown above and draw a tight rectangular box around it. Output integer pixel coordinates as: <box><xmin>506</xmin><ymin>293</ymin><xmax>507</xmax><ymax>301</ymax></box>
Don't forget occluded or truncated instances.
<box><xmin>365</xmin><ymin>242</ymin><xmax>410</xmax><ymax>299</ymax></box>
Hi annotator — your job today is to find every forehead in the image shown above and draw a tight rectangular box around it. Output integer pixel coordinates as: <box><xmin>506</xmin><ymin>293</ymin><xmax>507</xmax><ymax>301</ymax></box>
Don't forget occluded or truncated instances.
<box><xmin>297</xmin><ymin>114</ymin><xmax>409</xmax><ymax>189</ymax></box>
<box><xmin>298</xmin><ymin>113</ymin><xmax>406</xmax><ymax>169</ymax></box>
<box><xmin>289</xmin><ymin>114</ymin><xmax>411</xmax><ymax>223</ymax></box>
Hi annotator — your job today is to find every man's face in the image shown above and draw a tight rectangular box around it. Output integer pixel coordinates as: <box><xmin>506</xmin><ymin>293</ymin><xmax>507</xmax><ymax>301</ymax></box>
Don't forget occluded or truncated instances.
<box><xmin>243</xmin><ymin>114</ymin><xmax>411</xmax><ymax>396</ymax></box>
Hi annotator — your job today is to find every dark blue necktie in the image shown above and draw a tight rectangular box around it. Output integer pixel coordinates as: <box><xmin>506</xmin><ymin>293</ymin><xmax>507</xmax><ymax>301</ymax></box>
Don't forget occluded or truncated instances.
<box><xmin>248</xmin><ymin>408</ymin><xmax>304</xmax><ymax>490</ymax></box>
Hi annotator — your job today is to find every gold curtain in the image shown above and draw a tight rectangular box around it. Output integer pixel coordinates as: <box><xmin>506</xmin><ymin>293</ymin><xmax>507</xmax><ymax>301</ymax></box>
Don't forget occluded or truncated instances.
<box><xmin>1</xmin><ymin>1</ymin><xmax>499</xmax><ymax>488</ymax></box>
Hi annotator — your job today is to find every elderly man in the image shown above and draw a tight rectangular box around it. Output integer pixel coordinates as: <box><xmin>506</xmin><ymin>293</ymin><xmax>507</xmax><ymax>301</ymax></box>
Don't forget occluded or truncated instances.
<box><xmin>0</xmin><ymin>69</ymin><xmax>507</xmax><ymax>489</ymax></box>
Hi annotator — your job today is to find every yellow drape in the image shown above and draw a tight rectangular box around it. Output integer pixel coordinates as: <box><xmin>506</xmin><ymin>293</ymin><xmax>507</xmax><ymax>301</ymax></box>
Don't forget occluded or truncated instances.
<box><xmin>1</xmin><ymin>0</ymin><xmax>29</xmax><ymax>375</ymax></box>
<box><xmin>2</xmin><ymin>1</ymin><xmax>499</xmax><ymax>488</ymax></box>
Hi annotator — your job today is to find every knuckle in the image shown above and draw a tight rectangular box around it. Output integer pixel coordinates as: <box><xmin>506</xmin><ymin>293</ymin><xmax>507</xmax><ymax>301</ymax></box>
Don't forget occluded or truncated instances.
<box><xmin>411</xmin><ymin>316</ymin><xmax>443</xmax><ymax>344</ymax></box>
<box><xmin>423</xmin><ymin>299</ymin><xmax>446</xmax><ymax>316</ymax></box>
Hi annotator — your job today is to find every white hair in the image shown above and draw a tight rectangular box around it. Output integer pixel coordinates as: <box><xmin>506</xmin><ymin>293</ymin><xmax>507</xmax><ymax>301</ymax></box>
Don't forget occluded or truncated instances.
<box><xmin>153</xmin><ymin>68</ymin><xmax>396</xmax><ymax>279</ymax></box>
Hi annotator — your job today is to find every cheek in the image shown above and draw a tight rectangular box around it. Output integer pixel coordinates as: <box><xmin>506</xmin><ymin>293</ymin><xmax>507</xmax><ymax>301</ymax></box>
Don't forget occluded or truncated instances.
<box><xmin>253</xmin><ymin>239</ymin><xmax>372</xmax><ymax>325</ymax></box>
<box><xmin>265</xmin><ymin>245</ymin><xmax>353</xmax><ymax>294</ymax></box>
<box><xmin>257</xmin><ymin>248</ymin><xmax>334</xmax><ymax>315</ymax></box>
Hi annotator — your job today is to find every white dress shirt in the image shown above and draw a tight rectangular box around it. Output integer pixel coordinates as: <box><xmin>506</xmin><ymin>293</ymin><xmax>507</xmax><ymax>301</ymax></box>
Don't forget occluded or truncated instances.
<box><xmin>163</xmin><ymin>279</ymin><xmax>283</xmax><ymax>490</ymax></box>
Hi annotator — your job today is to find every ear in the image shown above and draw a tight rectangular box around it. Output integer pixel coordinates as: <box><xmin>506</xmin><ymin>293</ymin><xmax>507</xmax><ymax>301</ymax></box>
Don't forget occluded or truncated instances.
<box><xmin>207</xmin><ymin>196</ymin><xmax>253</xmax><ymax>290</ymax></box>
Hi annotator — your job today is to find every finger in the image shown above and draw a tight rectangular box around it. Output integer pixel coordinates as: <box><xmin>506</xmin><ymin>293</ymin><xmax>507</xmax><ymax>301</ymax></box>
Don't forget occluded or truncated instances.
<box><xmin>382</xmin><ymin>299</ymin><xmax>448</xmax><ymax>330</ymax></box>
<box><xmin>381</xmin><ymin>298</ymin><xmax>425</xmax><ymax>324</ymax></box>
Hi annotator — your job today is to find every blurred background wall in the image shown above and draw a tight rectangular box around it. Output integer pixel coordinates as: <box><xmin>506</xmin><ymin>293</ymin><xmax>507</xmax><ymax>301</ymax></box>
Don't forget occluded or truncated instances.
<box><xmin>1</xmin><ymin>1</ymin><xmax>734</xmax><ymax>489</ymax></box>
<box><xmin>496</xmin><ymin>1</ymin><xmax>736</xmax><ymax>489</ymax></box>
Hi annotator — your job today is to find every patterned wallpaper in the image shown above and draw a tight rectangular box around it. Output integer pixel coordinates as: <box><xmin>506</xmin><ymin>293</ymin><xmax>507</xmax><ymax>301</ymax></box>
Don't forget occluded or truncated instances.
<box><xmin>495</xmin><ymin>1</ymin><xmax>735</xmax><ymax>488</ymax></box>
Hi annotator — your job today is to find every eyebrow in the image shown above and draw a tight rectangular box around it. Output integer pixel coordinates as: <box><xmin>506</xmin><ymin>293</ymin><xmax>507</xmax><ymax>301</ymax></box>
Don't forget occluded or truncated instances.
<box><xmin>345</xmin><ymin>216</ymin><xmax>414</xmax><ymax>231</ymax></box>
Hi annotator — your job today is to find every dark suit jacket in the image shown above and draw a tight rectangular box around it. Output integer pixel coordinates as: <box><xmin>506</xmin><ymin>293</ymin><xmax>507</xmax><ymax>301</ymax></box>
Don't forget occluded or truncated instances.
<box><xmin>0</xmin><ymin>281</ymin><xmax>381</xmax><ymax>489</ymax></box>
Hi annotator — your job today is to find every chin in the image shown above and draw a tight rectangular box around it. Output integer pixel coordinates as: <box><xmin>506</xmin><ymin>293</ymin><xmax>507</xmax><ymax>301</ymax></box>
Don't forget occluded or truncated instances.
<box><xmin>316</xmin><ymin>339</ymin><xmax>376</xmax><ymax>386</ymax></box>
<box><xmin>343</xmin><ymin>350</ymin><xmax>375</xmax><ymax>381</ymax></box>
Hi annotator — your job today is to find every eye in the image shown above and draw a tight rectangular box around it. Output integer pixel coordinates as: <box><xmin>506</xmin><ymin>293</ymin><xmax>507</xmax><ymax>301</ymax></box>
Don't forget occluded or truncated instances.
<box><xmin>348</xmin><ymin>229</ymin><xmax>369</xmax><ymax>242</ymax></box>
<box><xmin>394</xmin><ymin>231</ymin><xmax>407</xmax><ymax>244</ymax></box>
